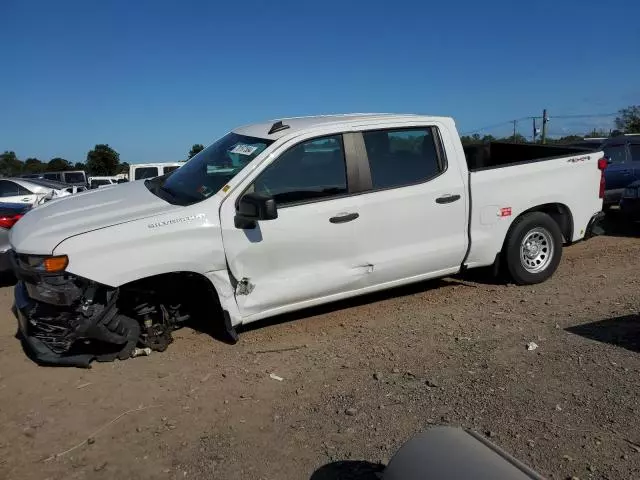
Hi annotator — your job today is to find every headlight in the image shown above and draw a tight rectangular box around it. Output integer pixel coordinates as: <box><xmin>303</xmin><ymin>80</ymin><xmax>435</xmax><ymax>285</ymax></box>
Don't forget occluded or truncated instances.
<box><xmin>21</xmin><ymin>255</ymin><xmax>69</xmax><ymax>273</ymax></box>
<box><xmin>623</xmin><ymin>188</ymin><xmax>638</xmax><ymax>199</ymax></box>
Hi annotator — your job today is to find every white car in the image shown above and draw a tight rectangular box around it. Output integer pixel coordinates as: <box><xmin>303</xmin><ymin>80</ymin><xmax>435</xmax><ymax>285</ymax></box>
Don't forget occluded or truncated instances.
<box><xmin>9</xmin><ymin>114</ymin><xmax>605</xmax><ymax>366</ymax></box>
<box><xmin>0</xmin><ymin>178</ymin><xmax>81</xmax><ymax>207</ymax></box>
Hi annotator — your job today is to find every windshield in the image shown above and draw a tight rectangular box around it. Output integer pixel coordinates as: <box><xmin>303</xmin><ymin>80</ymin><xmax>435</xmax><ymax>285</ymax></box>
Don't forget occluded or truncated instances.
<box><xmin>150</xmin><ymin>133</ymin><xmax>273</xmax><ymax>205</ymax></box>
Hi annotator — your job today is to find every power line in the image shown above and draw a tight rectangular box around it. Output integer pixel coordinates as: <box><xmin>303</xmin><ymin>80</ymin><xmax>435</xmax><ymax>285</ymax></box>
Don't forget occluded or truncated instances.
<box><xmin>463</xmin><ymin>112</ymin><xmax>617</xmax><ymax>135</ymax></box>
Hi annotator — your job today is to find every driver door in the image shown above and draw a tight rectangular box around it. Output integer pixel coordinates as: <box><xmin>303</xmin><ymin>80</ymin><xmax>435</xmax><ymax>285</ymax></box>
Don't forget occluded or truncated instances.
<box><xmin>219</xmin><ymin>134</ymin><xmax>367</xmax><ymax>319</ymax></box>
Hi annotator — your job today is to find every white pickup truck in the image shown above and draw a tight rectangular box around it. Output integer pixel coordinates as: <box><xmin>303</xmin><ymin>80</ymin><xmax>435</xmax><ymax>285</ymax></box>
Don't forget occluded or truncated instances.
<box><xmin>10</xmin><ymin>114</ymin><xmax>606</xmax><ymax>366</ymax></box>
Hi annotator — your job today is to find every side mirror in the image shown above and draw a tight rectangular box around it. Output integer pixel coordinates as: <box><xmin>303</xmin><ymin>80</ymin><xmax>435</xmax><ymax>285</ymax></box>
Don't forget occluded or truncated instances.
<box><xmin>234</xmin><ymin>192</ymin><xmax>277</xmax><ymax>229</ymax></box>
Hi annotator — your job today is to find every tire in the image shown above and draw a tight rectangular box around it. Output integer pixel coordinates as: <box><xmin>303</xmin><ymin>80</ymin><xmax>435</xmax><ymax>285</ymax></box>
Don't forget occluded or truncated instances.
<box><xmin>503</xmin><ymin>212</ymin><xmax>563</xmax><ymax>285</ymax></box>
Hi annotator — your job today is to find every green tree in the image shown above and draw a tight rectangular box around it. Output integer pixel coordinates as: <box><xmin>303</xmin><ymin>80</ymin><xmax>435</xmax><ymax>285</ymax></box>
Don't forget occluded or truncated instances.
<box><xmin>47</xmin><ymin>157</ymin><xmax>72</xmax><ymax>171</ymax></box>
<box><xmin>74</xmin><ymin>162</ymin><xmax>86</xmax><ymax>170</ymax></box>
<box><xmin>119</xmin><ymin>161</ymin><xmax>130</xmax><ymax>174</ymax></box>
<box><xmin>615</xmin><ymin>106</ymin><xmax>640</xmax><ymax>134</ymax></box>
<box><xmin>0</xmin><ymin>151</ymin><xmax>22</xmax><ymax>176</ymax></box>
<box><xmin>23</xmin><ymin>158</ymin><xmax>45</xmax><ymax>173</ymax></box>
<box><xmin>86</xmin><ymin>144</ymin><xmax>120</xmax><ymax>175</ymax></box>
<box><xmin>188</xmin><ymin>144</ymin><xmax>205</xmax><ymax>159</ymax></box>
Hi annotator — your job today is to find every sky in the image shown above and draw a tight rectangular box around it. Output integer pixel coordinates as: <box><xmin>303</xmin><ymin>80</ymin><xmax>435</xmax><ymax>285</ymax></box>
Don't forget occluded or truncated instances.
<box><xmin>2</xmin><ymin>0</ymin><xmax>639</xmax><ymax>164</ymax></box>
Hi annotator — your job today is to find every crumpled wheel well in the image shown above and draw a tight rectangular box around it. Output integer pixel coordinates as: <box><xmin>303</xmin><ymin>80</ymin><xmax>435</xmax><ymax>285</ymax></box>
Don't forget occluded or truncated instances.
<box><xmin>119</xmin><ymin>271</ymin><xmax>225</xmax><ymax>334</ymax></box>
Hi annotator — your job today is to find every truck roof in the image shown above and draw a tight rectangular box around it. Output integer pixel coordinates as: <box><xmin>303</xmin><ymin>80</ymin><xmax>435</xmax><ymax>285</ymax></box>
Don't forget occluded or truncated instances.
<box><xmin>232</xmin><ymin>113</ymin><xmax>450</xmax><ymax>139</ymax></box>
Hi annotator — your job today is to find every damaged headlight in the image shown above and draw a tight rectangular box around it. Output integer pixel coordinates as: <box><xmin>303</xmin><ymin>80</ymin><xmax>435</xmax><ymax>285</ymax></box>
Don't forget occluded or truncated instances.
<box><xmin>20</xmin><ymin>255</ymin><xmax>68</xmax><ymax>273</ymax></box>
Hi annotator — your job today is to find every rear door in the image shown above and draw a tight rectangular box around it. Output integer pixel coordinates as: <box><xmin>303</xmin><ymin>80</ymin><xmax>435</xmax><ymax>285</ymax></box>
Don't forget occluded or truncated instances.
<box><xmin>349</xmin><ymin>125</ymin><xmax>468</xmax><ymax>287</ymax></box>
<box><xmin>603</xmin><ymin>143</ymin><xmax>631</xmax><ymax>204</ymax></box>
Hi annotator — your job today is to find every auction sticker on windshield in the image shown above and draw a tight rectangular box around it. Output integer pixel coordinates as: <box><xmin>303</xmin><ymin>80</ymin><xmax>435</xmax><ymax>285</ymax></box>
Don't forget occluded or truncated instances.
<box><xmin>230</xmin><ymin>144</ymin><xmax>259</xmax><ymax>155</ymax></box>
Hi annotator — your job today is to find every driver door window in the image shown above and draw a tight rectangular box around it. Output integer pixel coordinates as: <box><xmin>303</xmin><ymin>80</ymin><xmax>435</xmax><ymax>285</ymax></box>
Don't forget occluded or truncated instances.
<box><xmin>252</xmin><ymin>135</ymin><xmax>348</xmax><ymax>206</ymax></box>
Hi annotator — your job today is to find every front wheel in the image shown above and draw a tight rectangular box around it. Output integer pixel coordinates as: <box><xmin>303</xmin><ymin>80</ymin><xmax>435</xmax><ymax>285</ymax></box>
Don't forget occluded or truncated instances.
<box><xmin>503</xmin><ymin>212</ymin><xmax>563</xmax><ymax>285</ymax></box>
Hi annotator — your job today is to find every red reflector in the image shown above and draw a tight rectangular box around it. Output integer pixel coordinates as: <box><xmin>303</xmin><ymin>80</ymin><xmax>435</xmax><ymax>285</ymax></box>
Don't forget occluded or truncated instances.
<box><xmin>597</xmin><ymin>158</ymin><xmax>608</xmax><ymax>170</ymax></box>
<box><xmin>0</xmin><ymin>214</ymin><xmax>23</xmax><ymax>229</ymax></box>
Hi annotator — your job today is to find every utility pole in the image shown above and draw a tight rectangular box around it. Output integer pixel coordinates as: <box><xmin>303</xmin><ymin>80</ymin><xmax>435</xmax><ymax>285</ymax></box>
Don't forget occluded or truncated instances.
<box><xmin>512</xmin><ymin>120</ymin><xmax>517</xmax><ymax>142</ymax></box>
<box><xmin>541</xmin><ymin>109</ymin><xmax>549</xmax><ymax>144</ymax></box>
<box><xmin>532</xmin><ymin>118</ymin><xmax>537</xmax><ymax>143</ymax></box>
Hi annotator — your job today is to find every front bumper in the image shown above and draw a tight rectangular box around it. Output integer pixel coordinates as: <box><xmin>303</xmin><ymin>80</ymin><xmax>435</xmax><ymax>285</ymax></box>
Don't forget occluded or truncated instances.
<box><xmin>14</xmin><ymin>279</ymin><xmax>140</xmax><ymax>367</ymax></box>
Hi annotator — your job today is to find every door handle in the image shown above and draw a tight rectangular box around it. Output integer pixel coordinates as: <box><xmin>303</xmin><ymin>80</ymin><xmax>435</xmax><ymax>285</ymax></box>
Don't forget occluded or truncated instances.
<box><xmin>436</xmin><ymin>194</ymin><xmax>461</xmax><ymax>204</ymax></box>
<box><xmin>329</xmin><ymin>212</ymin><xmax>359</xmax><ymax>224</ymax></box>
<box><xmin>21</xmin><ymin>198</ymin><xmax>30</xmax><ymax>202</ymax></box>
<box><xmin>621</xmin><ymin>170</ymin><xmax>632</xmax><ymax>175</ymax></box>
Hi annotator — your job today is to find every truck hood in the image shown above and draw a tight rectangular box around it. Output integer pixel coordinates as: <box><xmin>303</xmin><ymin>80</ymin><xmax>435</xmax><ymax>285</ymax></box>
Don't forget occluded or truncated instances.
<box><xmin>10</xmin><ymin>180</ymin><xmax>180</xmax><ymax>254</ymax></box>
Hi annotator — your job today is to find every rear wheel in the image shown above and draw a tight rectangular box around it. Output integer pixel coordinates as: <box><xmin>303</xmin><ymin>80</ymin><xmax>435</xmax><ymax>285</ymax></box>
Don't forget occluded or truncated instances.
<box><xmin>503</xmin><ymin>212</ymin><xmax>563</xmax><ymax>285</ymax></box>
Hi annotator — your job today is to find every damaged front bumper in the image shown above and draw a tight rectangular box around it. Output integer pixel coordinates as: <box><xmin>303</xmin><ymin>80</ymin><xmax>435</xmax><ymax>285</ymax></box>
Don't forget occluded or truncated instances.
<box><xmin>13</xmin><ymin>260</ymin><xmax>140</xmax><ymax>367</ymax></box>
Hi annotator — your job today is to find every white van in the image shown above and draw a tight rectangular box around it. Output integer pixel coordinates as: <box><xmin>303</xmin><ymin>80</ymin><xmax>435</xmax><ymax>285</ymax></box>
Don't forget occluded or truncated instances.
<box><xmin>129</xmin><ymin>162</ymin><xmax>184</xmax><ymax>181</ymax></box>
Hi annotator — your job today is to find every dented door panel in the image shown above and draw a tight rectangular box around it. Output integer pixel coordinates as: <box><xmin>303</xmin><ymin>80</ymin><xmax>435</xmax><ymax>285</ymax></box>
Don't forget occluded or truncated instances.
<box><xmin>220</xmin><ymin>197</ymin><xmax>363</xmax><ymax>317</ymax></box>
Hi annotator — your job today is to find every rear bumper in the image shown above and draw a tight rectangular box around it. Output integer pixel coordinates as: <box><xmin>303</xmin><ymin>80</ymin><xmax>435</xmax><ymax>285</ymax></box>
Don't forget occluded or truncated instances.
<box><xmin>584</xmin><ymin>211</ymin><xmax>606</xmax><ymax>239</ymax></box>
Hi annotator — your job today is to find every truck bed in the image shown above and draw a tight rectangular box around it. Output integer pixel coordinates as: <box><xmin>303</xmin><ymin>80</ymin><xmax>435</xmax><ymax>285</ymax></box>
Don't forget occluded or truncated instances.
<box><xmin>463</xmin><ymin>142</ymin><xmax>591</xmax><ymax>171</ymax></box>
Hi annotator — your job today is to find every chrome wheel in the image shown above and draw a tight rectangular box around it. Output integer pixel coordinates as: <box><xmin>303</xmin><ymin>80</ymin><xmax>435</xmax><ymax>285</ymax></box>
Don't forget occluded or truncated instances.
<box><xmin>520</xmin><ymin>227</ymin><xmax>554</xmax><ymax>273</ymax></box>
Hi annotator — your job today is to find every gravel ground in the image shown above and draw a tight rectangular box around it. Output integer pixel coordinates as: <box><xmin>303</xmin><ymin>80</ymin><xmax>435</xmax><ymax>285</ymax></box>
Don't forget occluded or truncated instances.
<box><xmin>0</xmin><ymin>222</ymin><xmax>639</xmax><ymax>480</ymax></box>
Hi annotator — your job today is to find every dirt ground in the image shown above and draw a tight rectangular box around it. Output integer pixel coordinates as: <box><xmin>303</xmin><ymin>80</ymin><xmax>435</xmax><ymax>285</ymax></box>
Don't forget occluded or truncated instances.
<box><xmin>1</xmin><ymin>221</ymin><xmax>639</xmax><ymax>480</ymax></box>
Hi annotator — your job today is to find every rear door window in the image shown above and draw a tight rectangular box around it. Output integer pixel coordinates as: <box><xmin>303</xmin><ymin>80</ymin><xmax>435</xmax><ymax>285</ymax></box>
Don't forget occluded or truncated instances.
<box><xmin>630</xmin><ymin>144</ymin><xmax>640</xmax><ymax>162</ymax></box>
<box><xmin>362</xmin><ymin>127</ymin><xmax>445</xmax><ymax>190</ymax></box>
<box><xmin>164</xmin><ymin>166</ymin><xmax>180</xmax><ymax>174</ymax></box>
<box><xmin>135</xmin><ymin>167</ymin><xmax>159</xmax><ymax>180</ymax></box>
<box><xmin>63</xmin><ymin>172</ymin><xmax>86</xmax><ymax>184</ymax></box>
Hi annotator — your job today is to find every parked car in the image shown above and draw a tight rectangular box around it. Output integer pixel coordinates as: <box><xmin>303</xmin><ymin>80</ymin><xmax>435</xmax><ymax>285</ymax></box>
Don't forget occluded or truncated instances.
<box><xmin>9</xmin><ymin>114</ymin><xmax>605</xmax><ymax>366</ymax></box>
<box><xmin>0</xmin><ymin>178</ymin><xmax>80</xmax><ymax>206</ymax></box>
<box><xmin>88</xmin><ymin>176</ymin><xmax>118</xmax><ymax>189</ymax></box>
<box><xmin>620</xmin><ymin>180</ymin><xmax>640</xmax><ymax>220</ymax></box>
<box><xmin>129</xmin><ymin>162</ymin><xmax>184</xmax><ymax>181</ymax></box>
<box><xmin>0</xmin><ymin>203</ymin><xmax>31</xmax><ymax>272</ymax></box>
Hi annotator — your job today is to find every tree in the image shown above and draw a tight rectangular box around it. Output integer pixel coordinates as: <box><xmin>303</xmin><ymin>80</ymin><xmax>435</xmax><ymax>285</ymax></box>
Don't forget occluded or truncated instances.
<box><xmin>23</xmin><ymin>158</ymin><xmax>45</xmax><ymax>173</ymax></box>
<box><xmin>74</xmin><ymin>162</ymin><xmax>86</xmax><ymax>170</ymax></box>
<box><xmin>615</xmin><ymin>106</ymin><xmax>640</xmax><ymax>134</ymax></box>
<box><xmin>47</xmin><ymin>157</ymin><xmax>71</xmax><ymax>171</ymax></box>
<box><xmin>0</xmin><ymin>151</ymin><xmax>22</xmax><ymax>176</ymax></box>
<box><xmin>188</xmin><ymin>144</ymin><xmax>204</xmax><ymax>159</ymax></box>
<box><xmin>86</xmin><ymin>144</ymin><xmax>120</xmax><ymax>175</ymax></box>
<box><xmin>118</xmin><ymin>161</ymin><xmax>130</xmax><ymax>174</ymax></box>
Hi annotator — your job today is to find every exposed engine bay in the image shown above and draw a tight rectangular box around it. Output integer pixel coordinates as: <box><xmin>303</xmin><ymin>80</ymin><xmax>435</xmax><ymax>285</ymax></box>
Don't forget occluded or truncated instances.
<box><xmin>13</xmin><ymin>260</ymin><xmax>194</xmax><ymax>367</ymax></box>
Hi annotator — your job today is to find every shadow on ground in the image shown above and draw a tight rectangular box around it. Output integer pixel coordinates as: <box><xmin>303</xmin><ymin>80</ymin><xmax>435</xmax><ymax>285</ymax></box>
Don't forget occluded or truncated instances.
<box><xmin>239</xmin><ymin>277</ymin><xmax>454</xmax><ymax>334</ymax></box>
<box><xmin>566</xmin><ymin>314</ymin><xmax>640</xmax><ymax>352</ymax></box>
<box><xmin>309</xmin><ymin>461</ymin><xmax>384</xmax><ymax>480</ymax></box>
<box><xmin>601</xmin><ymin>210</ymin><xmax>640</xmax><ymax>238</ymax></box>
